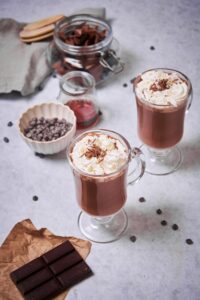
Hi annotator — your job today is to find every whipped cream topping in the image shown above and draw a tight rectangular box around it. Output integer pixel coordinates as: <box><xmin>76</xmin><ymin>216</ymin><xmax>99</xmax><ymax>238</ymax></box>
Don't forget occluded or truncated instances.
<box><xmin>71</xmin><ymin>133</ymin><xmax>128</xmax><ymax>175</ymax></box>
<box><xmin>136</xmin><ymin>70</ymin><xmax>188</xmax><ymax>106</ymax></box>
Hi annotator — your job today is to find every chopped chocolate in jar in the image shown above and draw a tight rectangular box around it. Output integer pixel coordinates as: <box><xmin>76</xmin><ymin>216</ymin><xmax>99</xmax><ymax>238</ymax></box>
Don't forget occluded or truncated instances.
<box><xmin>47</xmin><ymin>15</ymin><xmax>123</xmax><ymax>84</ymax></box>
<box><xmin>59</xmin><ymin>23</ymin><xmax>107</xmax><ymax>46</ymax></box>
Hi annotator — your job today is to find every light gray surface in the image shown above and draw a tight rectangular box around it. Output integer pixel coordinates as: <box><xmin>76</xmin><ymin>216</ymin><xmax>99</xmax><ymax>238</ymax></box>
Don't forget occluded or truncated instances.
<box><xmin>0</xmin><ymin>1</ymin><xmax>200</xmax><ymax>300</ymax></box>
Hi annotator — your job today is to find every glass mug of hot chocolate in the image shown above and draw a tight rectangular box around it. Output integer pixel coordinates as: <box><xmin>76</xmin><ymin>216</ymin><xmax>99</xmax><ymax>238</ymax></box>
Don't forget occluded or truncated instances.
<box><xmin>133</xmin><ymin>68</ymin><xmax>192</xmax><ymax>175</ymax></box>
<box><xmin>67</xmin><ymin>129</ymin><xmax>145</xmax><ymax>243</ymax></box>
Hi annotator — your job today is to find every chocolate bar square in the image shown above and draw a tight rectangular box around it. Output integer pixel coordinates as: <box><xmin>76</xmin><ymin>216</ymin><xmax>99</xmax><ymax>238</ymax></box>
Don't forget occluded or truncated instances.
<box><xmin>10</xmin><ymin>241</ymin><xmax>93</xmax><ymax>300</ymax></box>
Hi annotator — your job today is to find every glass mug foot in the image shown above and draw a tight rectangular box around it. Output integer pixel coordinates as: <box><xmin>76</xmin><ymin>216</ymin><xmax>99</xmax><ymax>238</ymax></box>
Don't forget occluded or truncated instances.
<box><xmin>78</xmin><ymin>209</ymin><xmax>128</xmax><ymax>243</ymax></box>
<box><xmin>140</xmin><ymin>144</ymin><xmax>183</xmax><ymax>175</ymax></box>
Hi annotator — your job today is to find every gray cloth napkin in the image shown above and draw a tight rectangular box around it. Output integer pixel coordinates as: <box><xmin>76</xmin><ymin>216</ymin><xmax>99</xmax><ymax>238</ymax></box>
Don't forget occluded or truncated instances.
<box><xmin>0</xmin><ymin>8</ymin><xmax>105</xmax><ymax>97</ymax></box>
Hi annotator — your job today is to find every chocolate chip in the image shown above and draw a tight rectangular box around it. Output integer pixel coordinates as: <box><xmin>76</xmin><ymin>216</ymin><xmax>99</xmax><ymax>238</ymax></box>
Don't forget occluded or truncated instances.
<box><xmin>185</xmin><ymin>239</ymin><xmax>193</xmax><ymax>245</ymax></box>
<box><xmin>172</xmin><ymin>224</ymin><xmax>179</xmax><ymax>231</ymax></box>
<box><xmin>150</xmin><ymin>46</ymin><xmax>155</xmax><ymax>50</ymax></box>
<box><xmin>99</xmin><ymin>110</ymin><xmax>103</xmax><ymax>116</ymax></box>
<box><xmin>130</xmin><ymin>236</ymin><xmax>137</xmax><ymax>243</ymax></box>
<box><xmin>160</xmin><ymin>220</ymin><xmax>167</xmax><ymax>226</ymax></box>
<box><xmin>35</xmin><ymin>152</ymin><xmax>45</xmax><ymax>158</ymax></box>
<box><xmin>38</xmin><ymin>85</ymin><xmax>43</xmax><ymax>91</ymax></box>
<box><xmin>123</xmin><ymin>83</ymin><xmax>128</xmax><ymax>87</ymax></box>
<box><xmin>52</xmin><ymin>73</ymin><xmax>57</xmax><ymax>78</ymax></box>
<box><xmin>156</xmin><ymin>209</ymin><xmax>162</xmax><ymax>215</ymax></box>
<box><xmin>7</xmin><ymin>121</ymin><xmax>13</xmax><ymax>127</ymax></box>
<box><xmin>32</xmin><ymin>195</ymin><xmax>38</xmax><ymax>201</ymax></box>
<box><xmin>24</xmin><ymin>117</ymin><xmax>72</xmax><ymax>142</ymax></box>
<box><xmin>3</xmin><ymin>137</ymin><xmax>9</xmax><ymax>143</ymax></box>
<box><xmin>138</xmin><ymin>197</ymin><xmax>146</xmax><ymax>203</ymax></box>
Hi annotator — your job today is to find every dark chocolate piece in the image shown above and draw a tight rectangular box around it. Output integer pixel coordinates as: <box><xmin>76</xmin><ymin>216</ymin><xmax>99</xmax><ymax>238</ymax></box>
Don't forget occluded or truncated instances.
<box><xmin>185</xmin><ymin>238</ymin><xmax>193</xmax><ymax>245</ymax></box>
<box><xmin>10</xmin><ymin>241</ymin><xmax>93</xmax><ymax>300</ymax></box>
<box><xmin>172</xmin><ymin>224</ymin><xmax>179</xmax><ymax>231</ymax></box>
<box><xmin>7</xmin><ymin>121</ymin><xmax>13</xmax><ymax>127</ymax></box>
<box><xmin>130</xmin><ymin>236</ymin><xmax>137</xmax><ymax>243</ymax></box>
<box><xmin>138</xmin><ymin>197</ymin><xmax>146</xmax><ymax>203</ymax></box>
<box><xmin>156</xmin><ymin>209</ymin><xmax>162</xmax><ymax>215</ymax></box>
<box><xmin>3</xmin><ymin>137</ymin><xmax>9</xmax><ymax>143</ymax></box>
<box><xmin>32</xmin><ymin>195</ymin><xmax>38</xmax><ymax>201</ymax></box>
<box><xmin>160</xmin><ymin>220</ymin><xmax>167</xmax><ymax>226</ymax></box>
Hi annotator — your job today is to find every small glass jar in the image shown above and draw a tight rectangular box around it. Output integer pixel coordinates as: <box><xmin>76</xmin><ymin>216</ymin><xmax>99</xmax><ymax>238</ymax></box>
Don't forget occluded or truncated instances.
<box><xmin>47</xmin><ymin>14</ymin><xmax>124</xmax><ymax>84</ymax></box>
<box><xmin>57</xmin><ymin>71</ymin><xmax>99</xmax><ymax>129</ymax></box>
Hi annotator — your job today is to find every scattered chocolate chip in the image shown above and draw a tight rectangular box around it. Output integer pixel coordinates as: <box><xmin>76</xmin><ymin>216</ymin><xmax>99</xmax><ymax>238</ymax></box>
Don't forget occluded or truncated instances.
<box><xmin>150</xmin><ymin>46</ymin><xmax>155</xmax><ymax>50</ymax></box>
<box><xmin>172</xmin><ymin>224</ymin><xmax>179</xmax><ymax>231</ymax></box>
<box><xmin>130</xmin><ymin>236</ymin><xmax>137</xmax><ymax>243</ymax></box>
<box><xmin>32</xmin><ymin>195</ymin><xmax>38</xmax><ymax>201</ymax></box>
<box><xmin>185</xmin><ymin>239</ymin><xmax>193</xmax><ymax>245</ymax></box>
<box><xmin>3</xmin><ymin>137</ymin><xmax>9</xmax><ymax>143</ymax></box>
<box><xmin>7</xmin><ymin>121</ymin><xmax>13</xmax><ymax>127</ymax></box>
<box><xmin>35</xmin><ymin>152</ymin><xmax>45</xmax><ymax>158</ymax></box>
<box><xmin>123</xmin><ymin>83</ymin><xmax>128</xmax><ymax>87</ymax></box>
<box><xmin>156</xmin><ymin>209</ymin><xmax>162</xmax><ymax>215</ymax></box>
<box><xmin>138</xmin><ymin>197</ymin><xmax>146</xmax><ymax>203</ymax></box>
<box><xmin>160</xmin><ymin>220</ymin><xmax>167</xmax><ymax>226</ymax></box>
<box><xmin>98</xmin><ymin>110</ymin><xmax>103</xmax><ymax>116</ymax></box>
<box><xmin>52</xmin><ymin>73</ymin><xmax>57</xmax><ymax>78</ymax></box>
<box><xmin>38</xmin><ymin>85</ymin><xmax>43</xmax><ymax>91</ymax></box>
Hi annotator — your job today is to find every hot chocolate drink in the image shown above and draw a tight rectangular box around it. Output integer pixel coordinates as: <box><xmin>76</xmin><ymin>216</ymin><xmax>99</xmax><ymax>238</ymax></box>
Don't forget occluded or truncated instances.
<box><xmin>69</xmin><ymin>132</ymin><xmax>129</xmax><ymax>216</ymax></box>
<box><xmin>134</xmin><ymin>69</ymin><xmax>190</xmax><ymax>149</ymax></box>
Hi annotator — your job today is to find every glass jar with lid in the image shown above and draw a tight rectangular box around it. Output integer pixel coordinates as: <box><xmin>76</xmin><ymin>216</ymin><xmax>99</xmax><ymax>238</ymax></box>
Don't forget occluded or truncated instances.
<box><xmin>47</xmin><ymin>14</ymin><xmax>124</xmax><ymax>84</ymax></box>
<box><xmin>57</xmin><ymin>70</ymin><xmax>100</xmax><ymax>129</ymax></box>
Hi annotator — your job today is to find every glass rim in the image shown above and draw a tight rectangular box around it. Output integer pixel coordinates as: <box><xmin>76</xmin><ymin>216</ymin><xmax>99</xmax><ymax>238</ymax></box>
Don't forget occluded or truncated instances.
<box><xmin>133</xmin><ymin>67</ymin><xmax>192</xmax><ymax>107</ymax></box>
<box><xmin>59</xmin><ymin>71</ymin><xmax>96</xmax><ymax>96</ymax></box>
<box><xmin>67</xmin><ymin>129</ymin><xmax>131</xmax><ymax>178</ymax></box>
<box><xmin>54</xmin><ymin>14</ymin><xmax>113</xmax><ymax>55</ymax></box>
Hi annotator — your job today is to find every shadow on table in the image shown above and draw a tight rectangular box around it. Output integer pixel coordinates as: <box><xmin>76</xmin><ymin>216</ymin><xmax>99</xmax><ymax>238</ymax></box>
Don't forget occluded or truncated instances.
<box><xmin>125</xmin><ymin>202</ymin><xmax>182</xmax><ymax>239</ymax></box>
<box><xmin>179</xmin><ymin>137</ymin><xmax>200</xmax><ymax>172</ymax></box>
<box><xmin>34</xmin><ymin>148</ymin><xmax>67</xmax><ymax>161</ymax></box>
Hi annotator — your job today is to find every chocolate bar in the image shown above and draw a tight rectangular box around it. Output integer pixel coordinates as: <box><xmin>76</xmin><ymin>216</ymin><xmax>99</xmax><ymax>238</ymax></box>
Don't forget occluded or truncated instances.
<box><xmin>10</xmin><ymin>241</ymin><xmax>93</xmax><ymax>300</ymax></box>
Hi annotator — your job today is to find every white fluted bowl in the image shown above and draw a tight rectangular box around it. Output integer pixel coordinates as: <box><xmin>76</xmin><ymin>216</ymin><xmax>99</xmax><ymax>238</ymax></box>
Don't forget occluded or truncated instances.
<box><xmin>18</xmin><ymin>102</ymin><xmax>76</xmax><ymax>155</ymax></box>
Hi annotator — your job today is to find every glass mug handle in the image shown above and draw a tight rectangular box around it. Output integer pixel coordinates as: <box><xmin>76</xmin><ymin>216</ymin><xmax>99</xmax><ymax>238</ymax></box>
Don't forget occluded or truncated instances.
<box><xmin>128</xmin><ymin>147</ymin><xmax>146</xmax><ymax>185</ymax></box>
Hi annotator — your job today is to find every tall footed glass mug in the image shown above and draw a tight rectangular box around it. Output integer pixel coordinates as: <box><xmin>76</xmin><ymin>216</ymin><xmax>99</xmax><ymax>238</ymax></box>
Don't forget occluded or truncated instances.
<box><xmin>67</xmin><ymin>129</ymin><xmax>145</xmax><ymax>243</ymax></box>
<box><xmin>133</xmin><ymin>68</ymin><xmax>193</xmax><ymax>175</ymax></box>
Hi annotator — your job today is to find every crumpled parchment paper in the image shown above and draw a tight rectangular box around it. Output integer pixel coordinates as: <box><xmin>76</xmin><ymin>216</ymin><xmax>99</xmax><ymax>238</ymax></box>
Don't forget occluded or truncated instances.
<box><xmin>0</xmin><ymin>219</ymin><xmax>91</xmax><ymax>300</ymax></box>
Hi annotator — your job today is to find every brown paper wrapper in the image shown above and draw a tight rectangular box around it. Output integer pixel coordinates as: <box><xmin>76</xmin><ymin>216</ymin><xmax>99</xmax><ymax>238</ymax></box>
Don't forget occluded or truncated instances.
<box><xmin>0</xmin><ymin>219</ymin><xmax>91</xmax><ymax>300</ymax></box>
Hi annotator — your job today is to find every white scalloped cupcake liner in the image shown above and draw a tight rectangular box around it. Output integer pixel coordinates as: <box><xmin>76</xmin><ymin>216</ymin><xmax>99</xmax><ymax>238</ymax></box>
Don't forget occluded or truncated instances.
<box><xmin>18</xmin><ymin>102</ymin><xmax>76</xmax><ymax>154</ymax></box>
